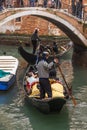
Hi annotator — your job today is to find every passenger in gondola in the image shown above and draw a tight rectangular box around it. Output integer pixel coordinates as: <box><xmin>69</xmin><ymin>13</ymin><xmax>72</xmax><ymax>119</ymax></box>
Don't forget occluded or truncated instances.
<box><xmin>25</xmin><ymin>71</ymin><xmax>39</xmax><ymax>94</ymax></box>
<box><xmin>52</xmin><ymin>41</ymin><xmax>59</xmax><ymax>54</ymax></box>
<box><xmin>31</xmin><ymin>28</ymin><xmax>41</xmax><ymax>54</ymax></box>
<box><xmin>37</xmin><ymin>51</ymin><xmax>59</xmax><ymax>99</ymax></box>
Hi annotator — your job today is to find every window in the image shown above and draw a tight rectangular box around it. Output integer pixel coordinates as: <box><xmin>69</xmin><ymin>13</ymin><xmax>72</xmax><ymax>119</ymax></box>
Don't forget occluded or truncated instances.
<box><xmin>15</xmin><ymin>17</ymin><xmax>21</xmax><ymax>22</ymax></box>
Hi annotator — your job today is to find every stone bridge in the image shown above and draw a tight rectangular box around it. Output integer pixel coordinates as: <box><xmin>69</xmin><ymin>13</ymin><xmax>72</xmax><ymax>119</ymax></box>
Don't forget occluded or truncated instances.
<box><xmin>0</xmin><ymin>7</ymin><xmax>87</xmax><ymax>66</ymax></box>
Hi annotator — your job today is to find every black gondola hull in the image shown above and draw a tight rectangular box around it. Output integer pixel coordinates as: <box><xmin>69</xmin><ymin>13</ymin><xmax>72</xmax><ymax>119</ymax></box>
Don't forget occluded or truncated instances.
<box><xmin>18</xmin><ymin>43</ymin><xmax>72</xmax><ymax>64</ymax></box>
<box><xmin>18</xmin><ymin>46</ymin><xmax>37</xmax><ymax>64</ymax></box>
<box><xmin>25</xmin><ymin>95</ymin><xmax>66</xmax><ymax>114</ymax></box>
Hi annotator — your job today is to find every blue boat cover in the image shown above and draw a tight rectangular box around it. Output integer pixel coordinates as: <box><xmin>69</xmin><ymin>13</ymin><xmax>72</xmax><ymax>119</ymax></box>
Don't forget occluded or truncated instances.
<box><xmin>0</xmin><ymin>70</ymin><xmax>10</xmax><ymax>78</ymax></box>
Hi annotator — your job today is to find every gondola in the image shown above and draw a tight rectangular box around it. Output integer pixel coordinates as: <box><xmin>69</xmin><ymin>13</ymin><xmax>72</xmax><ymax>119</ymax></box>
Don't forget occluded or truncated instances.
<box><xmin>18</xmin><ymin>42</ymin><xmax>73</xmax><ymax>64</ymax></box>
<box><xmin>23</xmin><ymin>64</ymin><xmax>68</xmax><ymax>114</ymax></box>
<box><xmin>18</xmin><ymin>46</ymin><xmax>37</xmax><ymax>65</ymax></box>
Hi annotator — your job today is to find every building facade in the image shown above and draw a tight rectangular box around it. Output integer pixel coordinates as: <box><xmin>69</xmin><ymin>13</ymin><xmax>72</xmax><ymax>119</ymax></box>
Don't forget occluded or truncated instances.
<box><xmin>0</xmin><ymin>0</ymin><xmax>87</xmax><ymax>36</ymax></box>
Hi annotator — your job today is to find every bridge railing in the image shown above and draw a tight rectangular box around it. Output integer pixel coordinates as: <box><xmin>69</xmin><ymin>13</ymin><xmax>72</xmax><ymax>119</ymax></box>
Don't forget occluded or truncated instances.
<box><xmin>61</xmin><ymin>2</ymin><xmax>72</xmax><ymax>14</ymax></box>
<box><xmin>83</xmin><ymin>5</ymin><xmax>87</xmax><ymax>23</ymax></box>
<box><xmin>0</xmin><ymin>1</ymin><xmax>87</xmax><ymax>23</ymax></box>
<box><xmin>61</xmin><ymin>2</ymin><xmax>87</xmax><ymax>23</ymax></box>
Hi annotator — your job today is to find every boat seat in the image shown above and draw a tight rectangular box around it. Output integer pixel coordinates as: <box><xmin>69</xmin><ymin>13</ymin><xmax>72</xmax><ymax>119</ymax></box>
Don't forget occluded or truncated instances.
<box><xmin>29</xmin><ymin>81</ymin><xmax>65</xmax><ymax>98</ymax></box>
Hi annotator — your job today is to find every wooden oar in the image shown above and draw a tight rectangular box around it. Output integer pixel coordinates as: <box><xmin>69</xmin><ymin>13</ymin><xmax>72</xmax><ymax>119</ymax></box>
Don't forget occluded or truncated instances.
<box><xmin>57</xmin><ymin>64</ymin><xmax>77</xmax><ymax>106</ymax></box>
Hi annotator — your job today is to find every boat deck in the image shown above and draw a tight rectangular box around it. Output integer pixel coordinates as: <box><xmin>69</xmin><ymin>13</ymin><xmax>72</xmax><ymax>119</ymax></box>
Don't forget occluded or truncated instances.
<box><xmin>0</xmin><ymin>56</ymin><xmax>19</xmax><ymax>75</ymax></box>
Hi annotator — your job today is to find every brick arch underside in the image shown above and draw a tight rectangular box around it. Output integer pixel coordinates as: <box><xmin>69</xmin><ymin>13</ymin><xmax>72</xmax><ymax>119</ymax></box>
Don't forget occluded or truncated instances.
<box><xmin>0</xmin><ymin>10</ymin><xmax>87</xmax><ymax>47</ymax></box>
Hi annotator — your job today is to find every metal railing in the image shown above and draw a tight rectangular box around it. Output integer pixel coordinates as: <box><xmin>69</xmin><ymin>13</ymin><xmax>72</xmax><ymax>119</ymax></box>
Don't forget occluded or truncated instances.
<box><xmin>61</xmin><ymin>2</ymin><xmax>87</xmax><ymax>23</ymax></box>
<box><xmin>0</xmin><ymin>1</ymin><xmax>87</xmax><ymax>22</ymax></box>
<box><xmin>83</xmin><ymin>5</ymin><xmax>87</xmax><ymax>23</ymax></box>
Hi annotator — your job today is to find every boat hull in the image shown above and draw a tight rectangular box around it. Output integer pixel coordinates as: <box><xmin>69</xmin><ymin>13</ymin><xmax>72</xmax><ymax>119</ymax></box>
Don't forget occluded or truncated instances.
<box><xmin>0</xmin><ymin>75</ymin><xmax>16</xmax><ymax>91</ymax></box>
<box><xmin>18</xmin><ymin>43</ymin><xmax>72</xmax><ymax>64</ymax></box>
<box><xmin>18</xmin><ymin>46</ymin><xmax>37</xmax><ymax>64</ymax></box>
<box><xmin>25</xmin><ymin>95</ymin><xmax>66</xmax><ymax>114</ymax></box>
<box><xmin>0</xmin><ymin>56</ymin><xmax>19</xmax><ymax>91</ymax></box>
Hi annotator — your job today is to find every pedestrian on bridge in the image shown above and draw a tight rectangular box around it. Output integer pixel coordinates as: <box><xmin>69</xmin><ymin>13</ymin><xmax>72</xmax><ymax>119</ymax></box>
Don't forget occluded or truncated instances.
<box><xmin>71</xmin><ymin>0</ymin><xmax>76</xmax><ymax>16</ymax></box>
<box><xmin>0</xmin><ymin>0</ymin><xmax>5</xmax><ymax>11</ymax></box>
<box><xmin>76</xmin><ymin>0</ymin><xmax>83</xmax><ymax>19</ymax></box>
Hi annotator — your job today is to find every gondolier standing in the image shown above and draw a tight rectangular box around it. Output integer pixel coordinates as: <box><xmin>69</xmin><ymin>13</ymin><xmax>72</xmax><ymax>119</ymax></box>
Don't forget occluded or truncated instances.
<box><xmin>31</xmin><ymin>28</ymin><xmax>41</xmax><ymax>54</ymax></box>
<box><xmin>37</xmin><ymin>51</ymin><xmax>59</xmax><ymax>99</ymax></box>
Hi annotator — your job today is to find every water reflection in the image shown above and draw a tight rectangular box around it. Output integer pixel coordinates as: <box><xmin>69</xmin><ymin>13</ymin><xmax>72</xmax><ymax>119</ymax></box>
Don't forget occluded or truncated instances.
<box><xmin>0</xmin><ymin>83</ymin><xmax>17</xmax><ymax>104</ymax></box>
<box><xmin>0</xmin><ymin>44</ymin><xmax>87</xmax><ymax>130</ymax></box>
<box><xmin>22</xmin><ymin>99</ymin><xmax>70</xmax><ymax>130</ymax></box>
<box><xmin>68</xmin><ymin>66</ymin><xmax>87</xmax><ymax>130</ymax></box>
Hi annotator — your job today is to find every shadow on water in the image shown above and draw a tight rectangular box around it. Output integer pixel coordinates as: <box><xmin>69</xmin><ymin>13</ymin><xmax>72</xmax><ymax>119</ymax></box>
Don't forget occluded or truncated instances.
<box><xmin>71</xmin><ymin>65</ymin><xmax>87</xmax><ymax>105</ymax></box>
<box><xmin>0</xmin><ymin>81</ymin><xmax>19</xmax><ymax>104</ymax></box>
<box><xmin>72</xmin><ymin>66</ymin><xmax>87</xmax><ymax>89</ymax></box>
<box><xmin>21</xmin><ymin>98</ymin><xmax>70</xmax><ymax>130</ymax></box>
<box><xmin>67</xmin><ymin>65</ymin><xmax>87</xmax><ymax>130</ymax></box>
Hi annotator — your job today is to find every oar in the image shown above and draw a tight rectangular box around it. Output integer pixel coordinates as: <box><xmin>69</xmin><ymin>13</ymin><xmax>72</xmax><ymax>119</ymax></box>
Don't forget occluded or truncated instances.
<box><xmin>57</xmin><ymin>64</ymin><xmax>77</xmax><ymax>106</ymax></box>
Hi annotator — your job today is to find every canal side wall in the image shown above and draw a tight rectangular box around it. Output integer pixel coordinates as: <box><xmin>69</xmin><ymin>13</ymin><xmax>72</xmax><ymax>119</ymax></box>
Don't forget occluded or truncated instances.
<box><xmin>0</xmin><ymin>34</ymin><xmax>70</xmax><ymax>45</ymax></box>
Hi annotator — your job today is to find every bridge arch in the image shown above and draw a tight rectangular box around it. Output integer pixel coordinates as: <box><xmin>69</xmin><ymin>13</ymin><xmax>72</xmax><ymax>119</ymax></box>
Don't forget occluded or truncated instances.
<box><xmin>0</xmin><ymin>9</ymin><xmax>87</xmax><ymax>47</ymax></box>
<box><xmin>0</xmin><ymin>8</ymin><xmax>87</xmax><ymax>66</ymax></box>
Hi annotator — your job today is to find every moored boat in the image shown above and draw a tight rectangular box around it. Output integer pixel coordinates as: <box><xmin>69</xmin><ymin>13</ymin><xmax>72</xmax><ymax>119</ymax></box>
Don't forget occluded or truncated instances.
<box><xmin>0</xmin><ymin>56</ymin><xmax>19</xmax><ymax>90</ymax></box>
<box><xmin>23</xmin><ymin>65</ymin><xmax>68</xmax><ymax>114</ymax></box>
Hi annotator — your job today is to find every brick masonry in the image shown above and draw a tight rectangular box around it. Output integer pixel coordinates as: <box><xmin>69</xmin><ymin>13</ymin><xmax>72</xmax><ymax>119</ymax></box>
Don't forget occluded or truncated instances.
<box><xmin>0</xmin><ymin>0</ymin><xmax>87</xmax><ymax>37</ymax></box>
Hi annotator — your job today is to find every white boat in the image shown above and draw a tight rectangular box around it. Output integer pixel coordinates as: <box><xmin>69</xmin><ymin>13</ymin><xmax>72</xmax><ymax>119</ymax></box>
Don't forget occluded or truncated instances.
<box><xmin>0</xmin><ymin>56</ymin><xmax>19</xmax><ymax>90</ymax></box>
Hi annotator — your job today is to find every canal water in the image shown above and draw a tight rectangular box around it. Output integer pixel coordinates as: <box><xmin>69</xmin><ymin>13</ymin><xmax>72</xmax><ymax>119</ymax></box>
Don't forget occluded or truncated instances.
<box><xmin>0</xmin><ymin>44</ymin><xmax>87</xmax><ymax>130</ymax></box>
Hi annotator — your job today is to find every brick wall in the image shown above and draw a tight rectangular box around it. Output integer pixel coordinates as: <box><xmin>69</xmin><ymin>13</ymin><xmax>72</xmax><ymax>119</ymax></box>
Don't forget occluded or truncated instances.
<box><xmin>1</xmin><ymin>0</ymin><xmax>87</xmax><ymax>36</ymax></box>
<box><xmin>15</xmin><ymin>16</ymin><xmax>65</xmax><ymax>36</ymax></box>
<box><xmin>1</xmin><ymin>15</ymin><xmax>64</xmax><ymax>36</ymax></box>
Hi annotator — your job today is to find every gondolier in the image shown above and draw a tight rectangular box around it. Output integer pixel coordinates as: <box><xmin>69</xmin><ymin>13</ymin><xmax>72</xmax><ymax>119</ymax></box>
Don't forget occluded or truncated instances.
<box><xmin>37</xmin><ymin>51</ymin><xmax>59</xmax><ymax>99</ymax></box>
<box><xmin>31</xmin><ymin>28</ymin><xmax>41</xmax><ymax>54</ymax></box>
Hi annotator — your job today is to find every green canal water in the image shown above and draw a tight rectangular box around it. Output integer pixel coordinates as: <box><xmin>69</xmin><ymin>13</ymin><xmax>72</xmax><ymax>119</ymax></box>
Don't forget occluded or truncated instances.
<box><xmin>0</xmin><ymin>44</ymin><xmax>87</xmax><ymax>130</ymax></box>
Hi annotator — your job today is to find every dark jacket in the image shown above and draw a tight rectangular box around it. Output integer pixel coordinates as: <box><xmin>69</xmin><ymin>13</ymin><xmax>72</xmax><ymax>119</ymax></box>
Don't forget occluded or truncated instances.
<box><xmin>31</xmin><ymin>31</ymin><xmax>40</xmax><ymax>41</ymax></box>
